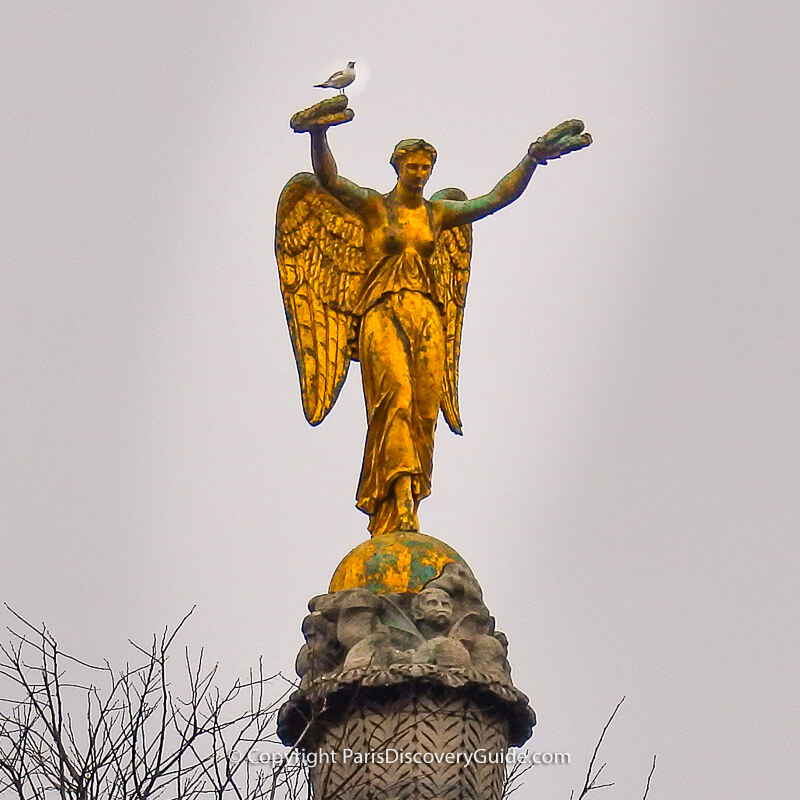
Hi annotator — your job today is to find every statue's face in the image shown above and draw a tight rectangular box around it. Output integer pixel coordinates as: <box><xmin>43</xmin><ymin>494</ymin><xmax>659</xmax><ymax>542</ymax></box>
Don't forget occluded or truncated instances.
<box><xmin>413</xmin><ymin>588</ymin><xmax>453</xmax><ymax>630</ymax></box>
<box><xmin>397</xmin><ymin>153</ymin><xmax>433</xmax><ymax>191</ymax></box>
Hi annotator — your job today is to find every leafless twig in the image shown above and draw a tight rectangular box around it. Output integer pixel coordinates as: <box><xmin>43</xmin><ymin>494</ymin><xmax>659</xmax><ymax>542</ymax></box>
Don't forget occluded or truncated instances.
<box><xmin>0</xmin><ymin>608</ymin><xmax>291</xmax><ymax>800</ymax></box>
<box><xmin>642</xmin><ymin>754</ymin><xmax>657</xmax><ymax>799</ymax></box>
<box><xmin>569</xmin><ymin>696</ymin><xmax>623</xmax><ymax>800</ymax></box>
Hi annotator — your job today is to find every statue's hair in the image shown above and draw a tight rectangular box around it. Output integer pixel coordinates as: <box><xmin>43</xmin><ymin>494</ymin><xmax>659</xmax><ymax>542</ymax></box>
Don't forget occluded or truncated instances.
<box><xmin>390</xmin><ymin>139</ymin><xmax>438</xmax><ymax>174</ymax></box>
<box><xmin>411</xmin><ymin>586</ymin><xmax>451</xmax><ymax>619</ymax></box>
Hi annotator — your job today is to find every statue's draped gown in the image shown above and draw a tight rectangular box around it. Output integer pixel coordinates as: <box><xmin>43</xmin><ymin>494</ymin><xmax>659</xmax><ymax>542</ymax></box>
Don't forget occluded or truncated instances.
<box><xmin>353</xmin><ymin>198</ymin><xmax>445</xmax><ymax>535</ymax></box>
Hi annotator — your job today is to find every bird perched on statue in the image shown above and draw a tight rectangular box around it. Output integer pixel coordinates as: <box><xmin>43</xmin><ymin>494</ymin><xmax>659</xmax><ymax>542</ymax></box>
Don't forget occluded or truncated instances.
<box><xmin>314</xmin><ymin>61</ymin><xmax>356</xmax><ymax>95</ymax></box>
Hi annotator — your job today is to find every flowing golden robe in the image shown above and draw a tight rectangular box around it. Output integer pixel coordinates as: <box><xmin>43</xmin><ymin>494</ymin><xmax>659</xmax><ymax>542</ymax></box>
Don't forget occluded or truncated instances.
<box><xmin>276</xmin><ymin>174</ymin><xmax>472</xmax><ymax>538</ymax></box>
<box><xmin>354</xmin><ymin>202</ymin><xmax>446</xmax><ymax>535</ymax></box>
<box><xmin>357</xmin><ymin>285</ymin><xmax>445</xmax><ymax>534</ymax></box>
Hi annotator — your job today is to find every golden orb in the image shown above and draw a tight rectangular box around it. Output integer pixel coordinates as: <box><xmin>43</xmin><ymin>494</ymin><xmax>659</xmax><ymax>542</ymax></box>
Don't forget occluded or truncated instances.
<box><xmin>329</xmin><ymin>531</ymin><xmax>470</xmax><ymax>594</ymax></box>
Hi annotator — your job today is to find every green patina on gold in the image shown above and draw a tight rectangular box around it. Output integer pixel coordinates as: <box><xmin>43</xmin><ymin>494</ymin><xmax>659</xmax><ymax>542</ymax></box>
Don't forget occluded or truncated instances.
<box><xmin>329</xmin><ymin>531</ymin><xmax>470</xmax><ymax>594</ymax></box>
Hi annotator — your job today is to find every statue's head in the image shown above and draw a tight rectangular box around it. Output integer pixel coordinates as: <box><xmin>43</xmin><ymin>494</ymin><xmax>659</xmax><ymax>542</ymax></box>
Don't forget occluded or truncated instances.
<box><xmin>390</xmin><ymin>139</ymin><xmax>437</xmax><ymax>190</ymax></box>
<box><xmin>301</xmin><ymin>612</ymin><xmax>331</xmax><ymax>645</ymax></box>
<box><xmin>411</xmin><ymin>587</ymin><xmax>453</xmax><ymax>632</ymax></box>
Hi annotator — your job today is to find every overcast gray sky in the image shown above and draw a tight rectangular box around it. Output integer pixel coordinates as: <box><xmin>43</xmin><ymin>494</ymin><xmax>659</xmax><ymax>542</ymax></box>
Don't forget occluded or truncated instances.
<box><xmin>2</xmin><ymin>2</ymin><xmax>798</xmax><ymax>797</ymax></box>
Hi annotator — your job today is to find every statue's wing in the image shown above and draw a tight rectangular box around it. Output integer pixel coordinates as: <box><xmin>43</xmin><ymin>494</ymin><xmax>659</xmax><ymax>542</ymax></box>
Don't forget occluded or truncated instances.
<box><xmin>431</xmin><ymin>188</ymin><xmax>473</xmax><ymax>435</ymax></box>
<box><xmin>275</xmin><ymin>173</ymin><xmax>368</xmax><ymax>425</ymax></box>
<box><xmin>380</xmin><ymin>595</ymin><xmax>425</xmax><ymax>648</ymax></box>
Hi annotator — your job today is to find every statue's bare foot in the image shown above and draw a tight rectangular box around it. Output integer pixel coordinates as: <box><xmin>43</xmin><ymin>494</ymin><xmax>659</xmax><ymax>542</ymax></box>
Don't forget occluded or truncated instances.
<box><xmin>394</xmin><ymin>475</ymin><xmax>419</xmax><ymax>531</ymax></box>
<box><xmin>398</xmin><ymin>511</ymin><xmax>420</xmax><ymax>532</ymax></box>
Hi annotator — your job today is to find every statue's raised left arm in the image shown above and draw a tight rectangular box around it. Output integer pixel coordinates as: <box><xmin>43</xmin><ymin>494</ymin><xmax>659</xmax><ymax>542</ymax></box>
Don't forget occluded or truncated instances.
<box><xmin>437</xmin><ymin>119</ymin><xmax>592</xmax><ymax>229</ymax></box>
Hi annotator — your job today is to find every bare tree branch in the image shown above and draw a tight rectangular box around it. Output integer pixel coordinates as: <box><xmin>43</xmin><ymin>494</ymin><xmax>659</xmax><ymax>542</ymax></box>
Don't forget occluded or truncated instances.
<box><xmin>0</xmin><ymin>608</ymin><xmax>287</xmax><ymax>800</ymax></box>
<box><xmin>0</xmin><ymin>607</ymin><xmax>658</xmax><ymax>800</ymax></box>
<box><xmin>642</xmin><ymin>754</ymin><xmax>657</xmax><ymax>800</ymax></box>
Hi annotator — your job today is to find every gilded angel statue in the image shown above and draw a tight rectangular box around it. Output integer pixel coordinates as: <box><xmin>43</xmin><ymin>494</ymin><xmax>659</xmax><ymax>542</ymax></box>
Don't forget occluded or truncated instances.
<box><xmin>276</xmin><ymin>96</ymin><xmax>591</xmax><ymax>537</ymax></box>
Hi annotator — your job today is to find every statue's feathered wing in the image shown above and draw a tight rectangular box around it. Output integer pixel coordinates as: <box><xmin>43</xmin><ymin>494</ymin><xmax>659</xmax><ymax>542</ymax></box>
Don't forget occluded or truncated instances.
<box><xmin>431</xmin><ymin>188</ymin><xmax>473</xmax><ymax>435</ymax></box>
<box><xmin>275</xmin><ymin>173</ymin><xmax>367</xmax><ymax>425</ymax></box>
<box><xmin>276</xmin><ymin>176</ymin><xmax>473</xmax><ymax>433</ymax></box>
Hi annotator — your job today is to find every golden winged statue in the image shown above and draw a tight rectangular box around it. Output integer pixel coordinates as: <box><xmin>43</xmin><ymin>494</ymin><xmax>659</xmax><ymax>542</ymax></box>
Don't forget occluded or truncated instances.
<box><xmin>276</xmin><ymin>96</ymin><xmax>591</xmax><ymax>537</ymax></box>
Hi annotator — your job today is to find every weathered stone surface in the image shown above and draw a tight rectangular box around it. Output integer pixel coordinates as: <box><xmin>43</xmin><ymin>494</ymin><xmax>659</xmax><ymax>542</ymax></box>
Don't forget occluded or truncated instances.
<box><xmin>296</xmin><ymin>563</ymin><xmax>514</xmax><ymax>689</ymax></box>
<box><xmin>278</xmin><ymin>562</ymin><xmax>535</xmax><ymax>798</ymax></box>
<box><xmin>306</xmin><ymin>686</ymin><xmax>510</xmax><ymax>800</ymax></box>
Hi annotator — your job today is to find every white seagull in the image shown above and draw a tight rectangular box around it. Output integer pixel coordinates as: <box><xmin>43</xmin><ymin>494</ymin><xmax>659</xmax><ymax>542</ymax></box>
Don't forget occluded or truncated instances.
<box><xmin>314</xmin><ymin>61</ymin><xmax>356</xmax><ymax>94</ymax></box>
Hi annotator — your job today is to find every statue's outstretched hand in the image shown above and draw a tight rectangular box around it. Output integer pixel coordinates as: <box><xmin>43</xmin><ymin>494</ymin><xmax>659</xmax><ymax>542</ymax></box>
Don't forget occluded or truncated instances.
<box><xmin>528</xmin><ymin>119</ymin><xmax>592</xmax><ymax>164</ymax></box>
<box><xmin>290</xmin><ymin>96</ymin><xmax>354</xmax><ymax>133</ymax></box>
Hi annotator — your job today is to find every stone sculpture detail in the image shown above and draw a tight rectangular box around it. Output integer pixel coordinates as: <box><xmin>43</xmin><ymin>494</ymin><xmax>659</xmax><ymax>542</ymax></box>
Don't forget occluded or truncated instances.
<box><xmin>295</xmin><ymin>563</ymin><xmax>511</xmax><ymax>687</ymax></box>
<box><xmin>279</xmin><ymin>561</ymin><xmax>535</xmax><ymax>800</ymax></box>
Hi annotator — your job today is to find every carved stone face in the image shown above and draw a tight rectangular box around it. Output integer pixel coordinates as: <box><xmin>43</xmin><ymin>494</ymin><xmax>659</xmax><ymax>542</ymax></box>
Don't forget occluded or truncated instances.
<box><xmin>397</xmin><ymin>152</ymin><xmax>433</xmax><ymax>192</ymax></box>
<box><xmin>412</xmin><ymin>588</ymin><xmax>453</xmax><ymax>631</ymax></box>
<box><xmin>301</xmin><ymin>612</ymin><xmax>329</xmax><ymax>646</ymax></box>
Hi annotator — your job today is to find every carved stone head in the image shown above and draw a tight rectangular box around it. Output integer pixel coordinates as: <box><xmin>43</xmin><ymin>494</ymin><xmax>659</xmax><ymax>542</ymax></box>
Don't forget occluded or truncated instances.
<box><xmin>411</xmin><ymin>587</ymin><xmax>453</xmax><ymax>635</ymax></box>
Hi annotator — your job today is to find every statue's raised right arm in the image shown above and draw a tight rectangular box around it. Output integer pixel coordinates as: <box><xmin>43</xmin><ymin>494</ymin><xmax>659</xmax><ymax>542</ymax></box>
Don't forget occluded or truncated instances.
<box><xmin>309</xmin><ymin>126</ymin><xmax>376</xmax><ymax>217</ymax></box>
